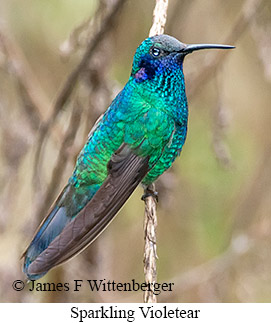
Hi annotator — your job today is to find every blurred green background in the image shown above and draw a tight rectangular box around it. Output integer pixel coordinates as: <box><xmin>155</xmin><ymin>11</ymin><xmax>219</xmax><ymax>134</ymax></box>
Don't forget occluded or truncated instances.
<box><xmin>0</xmin><ymin>0</ymin><xmax>271</xmax><ymax>302</ymax></box>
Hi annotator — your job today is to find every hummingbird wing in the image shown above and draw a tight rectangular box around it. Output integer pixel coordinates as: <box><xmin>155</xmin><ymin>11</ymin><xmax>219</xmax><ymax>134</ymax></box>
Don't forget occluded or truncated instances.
<box><xmin>25</xmin><ymin>143</ymin><xmax>150</xmax><ymax>278</ymax></box>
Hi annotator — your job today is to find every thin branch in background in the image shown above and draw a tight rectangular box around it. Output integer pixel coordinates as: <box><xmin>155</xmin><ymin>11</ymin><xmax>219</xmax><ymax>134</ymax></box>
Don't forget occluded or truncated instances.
<box><xmin>0</xmin><ymin>27</ymin><xmax>61</xmax><ymax>136</ymax></box>
<box><xmin>0</xmin><ymin>25</ymin><xmax>64</xmax><ymax>152</ymax></box>
<box><xmin>48</xmin><ymin>0</ymin><xmax>126</xmax><ymax>123</ymax></box>
<box><xmin>143</xmin><ymin>0</ymin><xmax>169</xmax><ymax>304</ymax></box>
<box><xmin>0</xmin><ymin>102</ymin><xmax>31</xmax><ymax>231</ymax></box>
<box><xmin>0</xmin><ymin>28</ymin><xmax>47</xmax><ymax>122</ymax></box>
<box><xmin>15</xmin><ymin>82</ymin><xmax>43</xmax><ymax>132</ymax></box>
<box><xmin>159</xmin><ymin>233</ymin><xmax>254</xmax><ymax>302</ymax></box>
<box><xmin>0</xmin><ymin>28</ymin><xmax>48</xmax><ymax>204</ymax></box>
<box><xmin>211</xmin><ymin>74</ymin><xmax>232</xmax><ymax>168</ymax></box>
<box><xmin>51</xmin><ymin>0</ymin><xmax>126</xmax><ymax>120</ymax></box>
<box><xmin>248</xmin><ymin>0</ymin><xmax>271</xmax><ymax>82</ymax></box>
<box><xmin>234</xmin><ymin>147</ymin><xmax>271</xmax><ymax>233</ymax></box>
<box><xmin>59</xmin><ymin>0</ymin><xmax>108</xmax><ymax>59</ymax></box>
<box><xmin>59</xmin><ymin>16</ymin><xmax>93</xmax><ymax>59</ymax></box>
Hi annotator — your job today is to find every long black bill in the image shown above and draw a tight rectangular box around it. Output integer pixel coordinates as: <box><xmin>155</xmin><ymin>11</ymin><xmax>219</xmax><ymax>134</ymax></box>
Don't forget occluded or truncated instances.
<box><xmin>183</xmin><ymin>43</ymin><xmax>235</xmax><ymax>54</ymax></box>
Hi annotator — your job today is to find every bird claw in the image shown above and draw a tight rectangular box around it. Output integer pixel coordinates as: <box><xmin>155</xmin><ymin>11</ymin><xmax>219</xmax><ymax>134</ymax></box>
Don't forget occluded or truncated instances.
<box><xmin>141</xmin><ymin>189</ymin><xmax>159</xmax><ymax>203</ymax></box>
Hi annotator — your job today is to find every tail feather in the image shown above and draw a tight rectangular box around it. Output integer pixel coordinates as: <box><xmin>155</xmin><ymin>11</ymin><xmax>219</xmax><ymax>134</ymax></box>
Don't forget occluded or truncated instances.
<box><xmin>23</xmin><ymin>184</ymin><xmax>97</xmax><ymax>279</ymax></box>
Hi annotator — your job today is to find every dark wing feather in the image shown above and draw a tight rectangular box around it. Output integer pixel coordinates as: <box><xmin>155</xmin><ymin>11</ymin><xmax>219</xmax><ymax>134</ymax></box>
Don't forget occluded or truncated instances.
<box><xmin>27</xmin><ymin>144</ymin><xmax>150</xmax><ymax>276</ymax></box>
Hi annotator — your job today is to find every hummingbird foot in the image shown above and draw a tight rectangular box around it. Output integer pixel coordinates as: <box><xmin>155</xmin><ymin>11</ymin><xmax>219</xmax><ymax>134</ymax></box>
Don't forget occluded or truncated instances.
<box><xmin>141</xmin><ymin>187</ymin><xmax>159</xmax><ymax>203</ymax></box>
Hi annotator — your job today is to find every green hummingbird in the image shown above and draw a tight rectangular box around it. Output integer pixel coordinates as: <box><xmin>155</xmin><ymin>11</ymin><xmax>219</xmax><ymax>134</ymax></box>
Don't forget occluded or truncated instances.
<box><xmin>23</xmin><ymin>34</ymin><xmax>234</xmax><ymax>280</ymax></box>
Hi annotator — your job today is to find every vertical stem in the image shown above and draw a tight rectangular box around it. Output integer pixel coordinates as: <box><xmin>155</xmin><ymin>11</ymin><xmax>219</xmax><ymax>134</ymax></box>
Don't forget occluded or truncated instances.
<box><xmin>144</xmin><ymin>0</ymin><xmax>169</xmax><ymax>303</ymax></box>
<box><xmin>149</xmin><ymin>0</ymin><xmax>169</xmax><ymax>37</ymax></box>
<box><xmin>143</xmin><ymin>184</ymin><xmax>158</xmax><ymax>303</ymax></box>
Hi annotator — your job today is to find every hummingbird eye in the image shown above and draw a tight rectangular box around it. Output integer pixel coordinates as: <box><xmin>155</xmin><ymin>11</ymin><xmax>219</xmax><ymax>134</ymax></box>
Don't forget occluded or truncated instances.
<box><xmin>151</xmin><ymin>47</ymin><xmax>161</xmax><ymax>57</ymax></box>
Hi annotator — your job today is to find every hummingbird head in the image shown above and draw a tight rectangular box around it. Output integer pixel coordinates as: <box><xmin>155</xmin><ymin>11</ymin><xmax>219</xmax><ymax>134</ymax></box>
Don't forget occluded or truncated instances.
<box><xmin>131</xmin><ymin>34</ymin><xmax>234</xmax><ymax>83</ymax></box>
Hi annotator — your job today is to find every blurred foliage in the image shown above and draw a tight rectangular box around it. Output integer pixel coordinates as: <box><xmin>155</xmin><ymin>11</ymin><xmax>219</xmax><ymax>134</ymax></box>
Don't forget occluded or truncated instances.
<box><xmin>0</xmin><ymin>0</ymin><xmax>271</xmax><ymax>303</ymax></box>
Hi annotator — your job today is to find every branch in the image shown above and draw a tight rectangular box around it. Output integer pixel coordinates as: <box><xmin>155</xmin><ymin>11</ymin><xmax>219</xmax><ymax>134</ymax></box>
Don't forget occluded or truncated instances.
<box><xmin>149</xmin><ymin>0</ymin><xmax>169</xmax><ymax>37</ymax></box>
<box><xmin>143</xmin><ymin>184</ymin><xmax>158</xmax><ymax>303</ymax></box>
<box><xmin>119</xmin><ymin>233</ymin><xmax>253</xmax><ymax>302</ymax></box>
<box><xmin>0</xmin><ymin>27</ymin><xmax>63</xmax><ymax>143</ymax></box>
<box><xmin>159</xmin><ymin>234</ymin><xmax>253</xmax><ymax>302</ymax></box>
<box><xmin>143</xmin><ymin>0</ymin><xmax>169</xmax><ymax>304</ymax></box>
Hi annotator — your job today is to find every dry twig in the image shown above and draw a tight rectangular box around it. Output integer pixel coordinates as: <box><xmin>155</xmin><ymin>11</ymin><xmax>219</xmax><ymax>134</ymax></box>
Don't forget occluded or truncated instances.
<box><xmin>0</xmin><ymin>27</ymin><xmax>64</xmax><ymax>143</ymax></box>
<box><xmin>0</xmin><ymin>28</ymin><xmax>49</xmax><ymax>123</ymax></box>
<box><xmin>143</xmin><ymin>0</ymin><xmax>169</xmax><ymax>304</ymax></box>
<box><xmin>211</xmin><ymin>76</ymin><xmax>232</xmax><ymax>167</ymax></box>
<box><xmin>47</xmin><ymin>0</ymin><xmax>126</xmax><ymax>124</ymax></box>
<box><xmin>159</xmin><ymin>234</ymin><xmax>253</xmax><ymax>302</ymax></box>
<box><xmin>59</xmin><ymin>0</ymin><xmax>108</xmax><ymax>58</ymax></box>
<box><xmin>143</xmin><ymin>184</ymin><xmax>159</xmax><ymax>303</ymax></box>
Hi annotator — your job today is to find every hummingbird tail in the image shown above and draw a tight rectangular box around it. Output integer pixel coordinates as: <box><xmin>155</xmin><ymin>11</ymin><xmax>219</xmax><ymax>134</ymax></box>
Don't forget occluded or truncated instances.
<box><xmin>24</xmin><ymin>144</ymin><xmax>150</xmax><ymax>278</ymax></box>
<box><xmin>22</xmin><ymin>184</ymin><xmax>82</xmax><ymax>279</ymax></box>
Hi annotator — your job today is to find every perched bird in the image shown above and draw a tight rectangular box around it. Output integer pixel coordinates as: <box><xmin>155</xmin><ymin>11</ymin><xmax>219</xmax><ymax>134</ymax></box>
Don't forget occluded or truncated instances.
<box><xmin>23</xmin><ymin>34</ymin><xmax>234</xmax><ymax>280</ymax></box>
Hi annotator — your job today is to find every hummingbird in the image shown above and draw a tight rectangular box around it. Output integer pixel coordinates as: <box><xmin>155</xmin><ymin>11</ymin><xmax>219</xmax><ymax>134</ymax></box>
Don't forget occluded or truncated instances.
<box><xmin>23</xmin><ymin>34</ymin><xmax>234</xmax><ymax>280</ymax></box>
